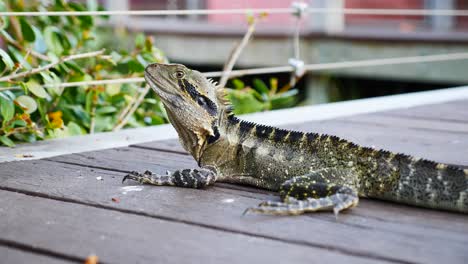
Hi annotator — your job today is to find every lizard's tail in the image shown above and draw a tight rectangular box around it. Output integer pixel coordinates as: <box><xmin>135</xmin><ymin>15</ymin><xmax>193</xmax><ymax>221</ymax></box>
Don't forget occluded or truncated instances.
<box><xmin>377</xmin><ymin>156</ymin><xmax>468</xmax><ymax>214</ymax></box>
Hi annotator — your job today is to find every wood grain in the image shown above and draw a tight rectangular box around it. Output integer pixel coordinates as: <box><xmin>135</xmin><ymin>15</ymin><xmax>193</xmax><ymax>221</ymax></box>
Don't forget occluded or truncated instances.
<box><xmin>0</xmin><ymin>189</ymin><xmax>385</xmax><ymax>264</ymax></box>
<box><xmin>2</xmin><ymin>159</ymin><xmax>467</xmax><ymax>264</ymax></box>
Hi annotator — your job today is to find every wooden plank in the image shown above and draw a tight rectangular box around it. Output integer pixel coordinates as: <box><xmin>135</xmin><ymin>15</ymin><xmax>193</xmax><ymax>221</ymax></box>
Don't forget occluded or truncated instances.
<box><xmin>338</xmin><ymin>113</ymin><xmax>468</xmax><ymax>134</ymax></box>
<box><xmin>3</xmin><ymin>159</ymin><xmax>467</xmax><ymax>264</ymax></box>
<box><xmin>0</xmin><ymin>190</ymin><xmax>385</xmax><ymax>264</ymax></box>
<box><xmin>382</xmin><ymin>100</ymin><xmax>468</xmax><ymax>123</ymax></box>
<box><xmin>0</xmin><ymin>246</ymin><xmax>73</xmax><ymax>264</ymax></box>
<box><xmin>45</xmin><ymin>149</ymin><xmax>468</xmax><ymax>232</ymax></box>
<box><xmin>132</xmin><ymin>138</ymin><xmax>187</xmax><ymax>154</ymax></box>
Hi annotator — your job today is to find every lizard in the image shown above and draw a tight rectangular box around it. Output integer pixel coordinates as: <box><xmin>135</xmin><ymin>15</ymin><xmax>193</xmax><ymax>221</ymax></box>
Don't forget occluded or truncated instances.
<box><xmin>123</xmin><ymin>62</ymin><xmax>468</xmax><ymax>216</ymax></box>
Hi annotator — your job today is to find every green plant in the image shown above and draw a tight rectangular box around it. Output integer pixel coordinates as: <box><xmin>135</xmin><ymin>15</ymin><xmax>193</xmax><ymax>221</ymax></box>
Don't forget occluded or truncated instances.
<box><xmin>0</xmin><ymin>0</ymin><xmax>299</xmax><ymax>147</ymax></box>
<box><xmin>0</xmin><ymin>0</ymin><xmax>167</xmax><ymax>146</ymax></box>
<box><xmin>227</xmin><ymin>78</ymin><xmax>298</xmax><ymax>115</ymax></box>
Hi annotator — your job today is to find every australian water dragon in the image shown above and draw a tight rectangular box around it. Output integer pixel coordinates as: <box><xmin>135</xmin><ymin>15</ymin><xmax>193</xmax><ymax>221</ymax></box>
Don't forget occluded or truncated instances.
<box><xmin>123</xmin><ymin>63</ymin><xmax>468</xmax><ymax>215</ymax></box>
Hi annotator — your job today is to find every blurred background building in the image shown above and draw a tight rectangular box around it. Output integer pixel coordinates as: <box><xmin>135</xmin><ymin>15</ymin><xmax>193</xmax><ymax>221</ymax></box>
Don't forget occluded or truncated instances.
<box><xmin>100</xmin><ymin>0</ymin><xmax>468</xmax><ymax>104</ymax></box>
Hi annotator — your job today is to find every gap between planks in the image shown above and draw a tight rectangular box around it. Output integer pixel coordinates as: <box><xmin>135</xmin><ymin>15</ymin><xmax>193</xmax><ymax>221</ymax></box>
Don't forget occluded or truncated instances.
<box><xmin>0</xmin><ymin>239</ymin><xmax>84</xmax><ymax>264</ymax></box>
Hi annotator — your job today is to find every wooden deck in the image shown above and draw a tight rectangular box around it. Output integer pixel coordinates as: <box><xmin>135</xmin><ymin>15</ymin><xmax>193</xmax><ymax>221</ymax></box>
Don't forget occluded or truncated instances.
<box><xmin>1</xmin><ymin>99</ymin><xmax>467</xmax><ymax>264</ymax></box>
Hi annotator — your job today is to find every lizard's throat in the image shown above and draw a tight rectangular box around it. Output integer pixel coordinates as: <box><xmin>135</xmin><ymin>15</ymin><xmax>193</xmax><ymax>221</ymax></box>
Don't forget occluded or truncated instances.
<box><xmin>165</xmin><ymin>108</ymin><xmax>205</xmax><ymax>163</ymax></box>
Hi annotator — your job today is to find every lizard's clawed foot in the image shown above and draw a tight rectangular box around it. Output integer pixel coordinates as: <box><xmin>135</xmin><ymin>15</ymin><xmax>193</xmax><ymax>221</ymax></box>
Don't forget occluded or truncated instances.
<box><xmin>244</xmin><ymin>194</ymin><xmax>358</xmax><ymax>216</ymax></box>
<box><xmin>122</xmin><ymin>170</ymin><xmax>154</xmax><ymax>184</ymax></box>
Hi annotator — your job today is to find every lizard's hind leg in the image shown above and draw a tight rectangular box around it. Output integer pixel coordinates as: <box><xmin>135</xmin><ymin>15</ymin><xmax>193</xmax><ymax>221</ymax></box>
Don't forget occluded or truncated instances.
<box><xmin>245</xmin><ymin>169</ymin><xmax>359</xmax><ymax>216</ymax></box>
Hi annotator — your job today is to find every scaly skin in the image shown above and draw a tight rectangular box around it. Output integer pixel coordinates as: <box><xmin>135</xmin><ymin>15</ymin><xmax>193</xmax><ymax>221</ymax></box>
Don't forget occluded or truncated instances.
<box><xmin>123</xmin><ymin>63</ymin><xmax>468</xmax><ymax>215</ymax></box>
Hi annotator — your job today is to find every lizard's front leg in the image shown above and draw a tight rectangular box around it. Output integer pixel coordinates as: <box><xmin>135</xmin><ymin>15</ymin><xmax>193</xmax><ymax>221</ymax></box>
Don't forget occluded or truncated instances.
<box><xmin>122</xmin><ymin>168</ymin><xmax>217</xmax><ymax>189</ymax></box>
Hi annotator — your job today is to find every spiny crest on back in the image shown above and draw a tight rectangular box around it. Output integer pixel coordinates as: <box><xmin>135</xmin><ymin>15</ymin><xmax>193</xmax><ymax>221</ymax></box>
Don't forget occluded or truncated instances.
<box><xmin>211</xmin><ymin>79</ymin><xmax>233</xmax><ymax>113</ymax></box>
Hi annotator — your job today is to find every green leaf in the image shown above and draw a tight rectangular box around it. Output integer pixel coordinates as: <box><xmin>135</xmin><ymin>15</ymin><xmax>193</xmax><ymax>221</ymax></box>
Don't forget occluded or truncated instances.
<box><xmin>143</xmin><ymin>98</ymin><xmax>158</xmax><ymax>104</ymax></box>
<box><xmin>94</xmin><ymin>115</ymin><xmax>113</xmax><ymax>132</ymax></box>
<box><xmin>64</xmin><ymin>61</ymin><xmax>85</xmax><ymax>75</ymax></box>
<box><xmin>227</xmin><ymin>90</ymin><xmax>265</xmax><ymax>114</ymax></box>
<box><xmin>96</xmin><ymin>106</ymin><xmax>117</xmax><ymax>114</ymax></box>
<box><xmin>136</xmin><ymin>54</ymin><xmax>148</xmax><ymax>68</ymax></box>
<box><xmin>0</xmin><ymin>135</ymin><xmax>15</xmax><ymax>147</ymax></box>
<box><xmin>32</xmin><ymin>26</ymin><xmax>47</xmax><ymax>53</ymax></box>
<box><xmin>67</xmin><ymin>121</ymin><xmax>84</xmax><ymax>136</ymax></box>
<box><xmin>69</xmin><ymin>2</ymin><xmax>93</xmax><ymax>29</ymax></box>
<box><xmin>44</xmin><ymin>26</ymin><xmax>64</xmax><ymax>54</ymax></box>
<box><xmin>135</xmin><ymin>33</ymin><xmax>145</xmax><ymax>49</ymax></box>
<box><xmin>12</xmin><ymin>119</ymin><xmax>27</xmax><ymax>127</ymax></box>
<box><xmin>232</xmin><ymin>79</ymin><xmax>245</xmax><ymax>90</ymax></box>
<box><xmin>0</xmin><ymin>2</ymin><xmax>9</xmax><ymax>30</ymax></box>
<box><xmin>0</xmin><ymin>48</ymin><xmax>14</xmax><ymax>71</ymax></box>
<box><xmin>0</xmin><ymin>92</ymin><xmax>15</xmax><ymax>123</ymax></box>
<box><xmin>128</xmin><ymin>59</ymin><xmax>145</xmax><ymax>73</ymax></box>
<box><xmin>19</xmin><ymin>17</ymin><xmax>36</xmax><ymax>42</ymax></box>
<box><xmin>253</xmin><ymin>79</ymin><xmax>269</xmax><ymax>94</ymax></box>
<box><xmin>270</xmin><ymin>89</ymin><xmax>298</xmax><ymax>109</ymax></box>
<box><xmin>15</xmin><ymin>95</ymin><xmax>38</xmax><ymax>114</ymax></box>
<box><xmin>26</xmin><ymin>80</ymin><xmax>49</xmax><ymax>99</ymax></box>
<box><xmin>0</xmin><ymin>29</ymin><xmax>14</xmax><ymax>43</ymax></box>
<box><xmin>110</xmin><ymin>51</ymin><xmax>122</xmax><ymax>63</ymax></box>
<box><xmin>41</xmin><ymin>72</ymin><xmax>62</xmax><ymax>96</ymax></box>
<box><xmin>106</xmin><ymin>84</ymin><xmax>121</xmax><ymax>96</ymax></box>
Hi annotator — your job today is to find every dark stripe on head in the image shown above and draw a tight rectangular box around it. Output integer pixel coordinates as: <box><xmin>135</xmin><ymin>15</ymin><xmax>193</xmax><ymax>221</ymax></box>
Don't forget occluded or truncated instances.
<box><xmin>179</xmin><ymin>79</ymin><xmax>218</xmax><ymax>116</ymax></box>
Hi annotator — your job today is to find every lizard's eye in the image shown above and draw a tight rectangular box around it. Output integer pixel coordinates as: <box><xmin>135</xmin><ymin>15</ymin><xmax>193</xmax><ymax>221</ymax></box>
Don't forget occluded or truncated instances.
<box><xmin>175</xmin><ymin>70</ymin><xmax>185</xmax><ymax>79</ymax></box>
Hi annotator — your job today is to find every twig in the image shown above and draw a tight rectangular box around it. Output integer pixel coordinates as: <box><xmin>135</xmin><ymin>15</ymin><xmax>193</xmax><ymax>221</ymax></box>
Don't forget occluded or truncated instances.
<box><xmin>10</xmin><ymin>50</ymin><xmax>31</xmax><ymax>75</ymax></box>
<box><xmin>114</xmin><ymin>95</ymin><xmax>135</xmax><ymax>128</ymax></box>
<box><xmin>0</xmin><ymin>49</ymin><xmax>105</xmax><ymax>82</ymax></box>
<box><xmin>89</xmin><ymin>90</ymin><xmax>98</xmax><ymax>134</ymax></box>
<box><xmin>0</xmin><ymin>35</ymin><xmax>50</xmax><ymax>61</ymax></box>
<box><xmin>218</xmin><ymin>19</ymin><xmax>257</xmax><ymax>88</ymax></box>
<box><xmin>112</xmin><ymin>85</ymin><xmax>151</xmax><ymax>131</ymax></box>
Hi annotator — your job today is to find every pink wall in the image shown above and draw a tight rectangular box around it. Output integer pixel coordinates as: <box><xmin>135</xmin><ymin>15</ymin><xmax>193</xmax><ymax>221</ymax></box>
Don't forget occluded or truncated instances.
<box><xmin>345</xmin><ymin>0</ymin><xmax>424</xmax><ymax>21</ymax></box>
<box><xmin>206</xmin><ymin>0</ymin><xmax>468</xmax><ymax>29</ymax></box>
<box><xmin>207</xmin><ymin>0</ymin><xmax>297</xmax><ymax>25</ymax></box>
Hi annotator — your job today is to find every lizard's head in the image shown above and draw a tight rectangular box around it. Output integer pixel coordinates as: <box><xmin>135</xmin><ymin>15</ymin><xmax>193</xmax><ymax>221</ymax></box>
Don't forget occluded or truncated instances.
<box><xmin>145</xmin><ymin>63</ymin><xmax>222</xmax><ymax>161</ymax></box>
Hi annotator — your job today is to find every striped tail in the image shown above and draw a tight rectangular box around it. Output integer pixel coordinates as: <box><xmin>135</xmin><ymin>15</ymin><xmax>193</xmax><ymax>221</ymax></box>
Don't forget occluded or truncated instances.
<box><xmin>384</xmin><ymin>157</ymin><xmax>468</xmax><ymax>213</ymax></box>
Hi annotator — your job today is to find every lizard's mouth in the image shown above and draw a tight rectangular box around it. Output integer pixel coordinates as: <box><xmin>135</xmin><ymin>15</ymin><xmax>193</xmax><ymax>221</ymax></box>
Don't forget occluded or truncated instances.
<box><xmin>144</xmin><ymin>69</ymin><xmax>177</xmax><ymax>100</ymax></box>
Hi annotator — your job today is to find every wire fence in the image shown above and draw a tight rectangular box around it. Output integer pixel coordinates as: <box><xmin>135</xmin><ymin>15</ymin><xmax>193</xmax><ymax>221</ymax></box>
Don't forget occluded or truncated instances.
<box><xmin>1</xmin><ymin>8</ymin><xmax>468</xmax><ymax>17</ymax></box>
<box><xmin>1</xmin><ymin>5</ymin><xmax>468</xmax><ymax>91</ymax></box>
<box><xmin>2</xmin><ymin>52</ymin><xmax>468</xmax><ymax>91</ymax></box>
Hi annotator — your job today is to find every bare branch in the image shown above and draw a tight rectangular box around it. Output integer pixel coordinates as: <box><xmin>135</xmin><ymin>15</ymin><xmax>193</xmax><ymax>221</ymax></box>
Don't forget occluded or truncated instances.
<box><xmin>218</xmin><ymin>20</ymin><xmax>257</xmax><ymax>88</ymax></box>
<box><xmin>0</xmin><ymin>49</ymin><xmax>106</xmax><ymax>82</ymax></box>
<box><xmin>112</xmin><ymin>85</ymin><xmax>151</xmax><ymax>131</ymax></box>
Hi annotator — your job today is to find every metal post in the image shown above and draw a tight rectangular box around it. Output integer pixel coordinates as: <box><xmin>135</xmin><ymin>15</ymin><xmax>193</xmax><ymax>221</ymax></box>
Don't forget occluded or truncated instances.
<box><xmin>308</xmin><ymin>0</ymin><xmax>344</xmax><ymax>33</ymax></box>
<box><xmin>105</xmin><ymin>0</ymin><xmax>129</xmax><ymax>24</ymax></box>
<box><xmin>425</xmin><ymin>0</ymin><xmax>455</xmax><ymax>31</ymax></box>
